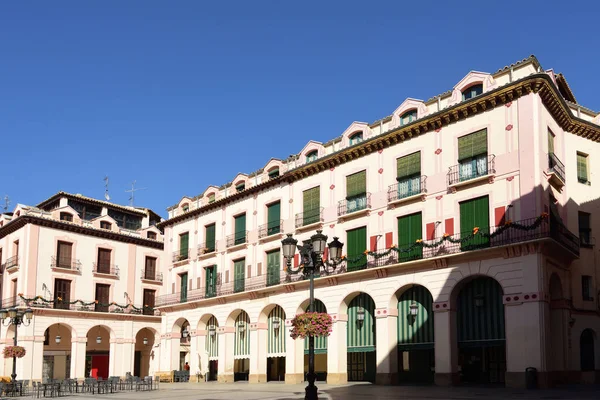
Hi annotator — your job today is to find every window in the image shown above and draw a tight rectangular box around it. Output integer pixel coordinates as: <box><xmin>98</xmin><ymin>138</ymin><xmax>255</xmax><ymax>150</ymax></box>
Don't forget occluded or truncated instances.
<box><xmin>13</xmin><ymin>240</ymin><xmax>19</xmax><ymax>259</ymax></box>
<box><xmin>208</xmin><ymin>193</ymin><xmax>216</xmax><ymax>203</ymax></box>
<box><xmin>233</xmin><ymin>258</ymin><xmax>245</xmax><ymax>293</ymax></box>
<box><xmin>306</xmin><ymin>151</ymin><xmax>318</xmax><ymax>163</ymax></box>
<box><xmin>266</xmin><ymin>250</ymin><xmax>281</xmax><ymax>286</ymax></box>
<box><xmin>548</xmin><ymin>130</ymin><xmax>555</xmax><ymax>155</ymax></box>
<box><xmin>236</xmin><ymin>182</ymin><xmax>246</xmax><ymax>192</ymax></box>
<box><xmin>205</xmin><ymin>224</ymin><xmax>216</xmax><ymax>252</ymax></box>
<box><xmin>349</xmin><ymin>132</ymin><xmax>363</xmax><ymax>145</ymax></box>
<box><xmin>400</xmin><ymin>110</ymin><xmax>417</xmax><ymax>126</ymax></box>
<box><xmin>95</xmin><ymin>284</ymin><xmax>110</xmax><ymax>312</ymax></box>
<box><xmin>147</xmin><ymin>231</ymin><xmax>157</xmax><ymax>240</ymax></box>
<box><xmin>180</xmin><ymin>272</ymin><xmax>188</xmax><ymax>303</ymax></box>
<box><xmin>54</xmin><ymin>279</ymin><xmax>71</xmax><ymax>310</ymax></box>
<box><xmin>234</xmin><ymin>214</ymin><xmax>247</xmax><ymax>245</ymax></box>
<box><xmin>107</xmin><ymin>209</ymin><xmax>142</xmax><ymax>230</ymax></box>
<box><xmin>397</xmin><ymin>213</ymin><xmax>423</xmax><ymax>262</ymax></box>
<box><xmin>96</xmin><ymin>248</ymin><xmax>112</xmax><ymax>273</ymax></box>
<box><xmin>179</xmin><ymin>232</ymin><xmax>189</xmax><ymax>260</ymax></box>
<box><xmin>396</xmin><ymin>152</ymin><xmax>421</xmax><ymax>199</ymax></box>
<box><xmin>268</xmin><ymin>168</ymin><xmax>280</xmax><ymax>179</ymax></box>
<box><xmin>205</xmin><ymin>265</ymin><xmax>217</xmax><ymax>298</ymax></box>
<box><xmin>60</xmin><ymin>212</ymin><xmax>73</xmax><ymax>222</ymax></box>
<box><xmin>577</xmin><ymin>152</ymin><xmax>590</xmax><ymax>184</ymax></box>
<box><xmin>579</xmin><ymin>212</ymin><xmax>592</xmax><ymax>247</ymax></box>
<box><xmin>582</xmin><ymin>275</ymin><xmax>593</xmax><ymax>301</ymax></box>
<box><xmin>457</xmin><ymin>129</ymin><xmax>488</xmax><ymax>181</ymax></box>
<box><xmin>143</xmin><ymin>289</ymin><xmax>156</xmax><ymax>315</ymax></box>
<box><xmin>302</xmin><ymin>186</ymin><xmax>320</xmax><ymax>226</ymax></box>
<box><xmin>462</xmin><ymin>84</ymin><xmax>483</xmax><ymax>100</ymax></box>
<box><xmin>56</xmin><ymin>241</ymin><xmax>73</xmax><ymax>269</ymax></box>
<box><xmin>345</xmin><ymin>171</ymin><xmax>367</xmax><ymax>212</ymax></box>
<box><xmin>459</xmin><ymin>196</ymin><xmax>490</xmax><ymax>250</ymax></box>
<box><xmin>346</xmin><ymin>227</ymin><xmax>367</xmax><ymax>272</ymax></box>
<box><xmin>144</xmin><ymin>256</ymin><xmax>157</xmax><ymax>280</ymax></box>
<box><xmin>100</xmin><ymin>221</ymin><xmax>112</xmax><ymax>230</ymax></box>
<box><xmin>267</xmin><ymin>201</ymin><xmax>281</xmax><ymax>235</ymax></box>
<box><xmin>67</xmin><ymin>200</ymin><xmax>101</xmax><ymax>221</ymax></box>
<box><xmin>182</xmin><ymin>203</ymin><xmax>189</xmax><ymax>213</ymax></box>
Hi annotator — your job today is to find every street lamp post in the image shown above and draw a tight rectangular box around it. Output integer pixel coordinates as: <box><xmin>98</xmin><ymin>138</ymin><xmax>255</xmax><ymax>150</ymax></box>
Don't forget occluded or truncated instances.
<box><xmin>282</xmin><ymin>230</ymin><xmax>343</xmax><ymax>400</ymax></box>
<box><xmin>0</xmin><ymin>306</ymin><xmax>33</xmax><ymax>383</ymax></box>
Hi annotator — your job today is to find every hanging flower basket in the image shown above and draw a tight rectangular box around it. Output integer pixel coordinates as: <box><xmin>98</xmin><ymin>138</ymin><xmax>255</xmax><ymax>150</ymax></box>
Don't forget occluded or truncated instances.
<box><xmin>3</xmin><ymin>346</ymin><xmax>26</xmax><ymax>359</ymax></box>
<box><xmin>290</xmin><ymin>312</ymin><xmax>333</xmax><ymax>340</ymax></box>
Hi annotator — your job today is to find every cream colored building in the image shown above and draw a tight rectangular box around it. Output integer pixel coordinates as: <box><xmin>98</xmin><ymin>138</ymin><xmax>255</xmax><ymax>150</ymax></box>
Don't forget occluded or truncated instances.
<box><xmin>0</xmin><ymin>192</ymin><xmax>164</xmax><ymax>381</ymax></box>
<box><xmin>156</xmin><ymin>56</ymin><xmax>599</xmax><ymax>388</ymax></box>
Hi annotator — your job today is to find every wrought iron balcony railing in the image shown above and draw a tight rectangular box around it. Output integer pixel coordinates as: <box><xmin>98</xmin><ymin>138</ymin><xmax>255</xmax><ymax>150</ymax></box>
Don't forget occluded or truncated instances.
<box><xmin>4</xmin><ymin>256</ymin><xmax>19</xmax><ymax>271</ymax></box>
<box><xmin>156</xmin><ymin>216</ymin><xmax>579</xmax><ymax>307</ymax></box>
<box><xmin>258</xmin><ymin>220</ymin><xmax>283</xmax><ymax>238</ymax></box>
<box><xmin>338</xmin><ymin>193</ymin><xmax>372</xmax><ymax>217</ymax></box>
<box><xmin>197</xmin><ymin>241</ymin><xmax>216</xmax><ymax>255</ymax></box>
<box><xmin>51</xmin><ymin>256</ymin><xmax>82</xmax><ymax>272</ymax></box>
<box><xmin>295</xmin><ymin>207</ymin><xmax>324</xmax><ymax>228</ymax></box>
<box><xmin>448</xmin><ymin>154</ymin><xmax>496</xmax><ymax>186</ymax></box>
<box><xmin>388</xmin><ymin>176</ymin><xmax>427</xmax><ymax>202</ymax></box>
<box><xmin>548</xmin><ymin>152</ymin><xmax>566</xmax><ymax>184</ymax></box>
<box><xmin>172</xmin><ymin>248</ymin><xmax>190</xmax><ymax>263</ymax></box>
<box><xmin>141</xmin><ymin>269</ymin><xmax>163</xmax><ymax>281</ymax></box>
<box><xmin>92</xmin><ymin>263</ymin><xmax>120</xmax><ymax>276</ymax></box>
<box><xmin>8</xmin><ymin>295</ymin><xmax>159</xmax><ymax>315</ymax></box>
<box><xmin>226</xmin><ymin>231</ymin><xmax>248</xmax><ymax>247</ymax></box>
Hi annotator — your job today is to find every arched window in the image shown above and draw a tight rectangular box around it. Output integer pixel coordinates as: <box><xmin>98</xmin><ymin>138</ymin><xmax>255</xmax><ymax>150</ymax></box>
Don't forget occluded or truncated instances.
<box><xmin>306</xmin><ymin>151</ymin><xmax>318</xmax><ymax>163</ymax></box>
<box><xmin>462</xmin><ymin>84</ymin><xmax>483</xmax><ymax>101</ymax></box>
<box><xmin>400</xmin><ymin>110</ymin><xmax>417</xmax><ymax>126</ymax></box>
<box><xmin>349</xmin><ymin>132</ymin><xmax>363</xmax><ymax>145</ymax></box>
<box><xmin>268</xmin><ymin>167</ymin><xmax>280</xmax><ymax>179</ymax></box>
<box><xmin>207</xmin><ymin>193</ymin><xmax>216</xmax><ymax>204</ymax></box>
<box><xmin>235</xmin><ymin>182</ymin><xmax>246</xmax><ymax>192</ymax></box>
<box><xmin>580</xmin><ymin>329</ymin><xmax>596</xmax><ymax>371</ymax></box>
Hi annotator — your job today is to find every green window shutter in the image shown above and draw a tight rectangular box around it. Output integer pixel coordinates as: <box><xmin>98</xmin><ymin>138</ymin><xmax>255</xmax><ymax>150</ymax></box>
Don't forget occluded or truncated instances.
<box><xmin>234</xmin><ymin>214</ymin><xmax>246</xmax><ymax>243</ymax></box>
<box><xmin>396</xmin><ymin>152</ymin><xmax>421</xmax><ymax>179</ymax></box>
<box><xmin>267</xmin><ymin>250</ymin><xmax>280</xmax><ymax>286</ymax></box>
<box><xmin>458</xmin><ymin>129</ymin><xmax>488</xmax><ymax>161</ymax></box>
<box><xmin>205</xmin><ymin>224</ymin><xmax>216</xmax><ymax>251</ymax></box>
<box><xmin>267</xmin><ymin>202</ymin><xmax>281</xmax><ymax>229</ymax></box>
<box><xmin>180</xmin><ymin>272</ymin><xmax>188</xmax><ymax>302</ymax></box>
<box><xmin>346</xmin><ymin>227</ymin><xmax>367</xmax><ymax>271</ymax></box>
<box><xmin>179</xmin><ymin>233</ymin><xmax>189</xmax><ymax>258</ymax></box>
<box><xmin>397</xmin><ymin>213</ymin><xmax>423</xmax><ymax>261</ymax></box>
<box><xmin>346</xmin><ymin>171</ymin><xmax>366</xmax><ymax>199</ymax></box>
<box><xmin>459</xmin><ymin>196</ymin><xmax>490</xmax><ymax>250</ymax></box>
<box><xmin>577</xmin><ymin>153</ymin><xmax>588</xmax><ymax>182</ymax></box>
<box><xmin>234</xmin><ymin>259</ymin><xmax>245</xmax><ymax>293</ymax></box>
<box><xmin>205</xmin><ymin>266</ymin><xmax>217</xmax><ymax>297</ymax></box>
<box><xmin>548</xmin><ymin>131</ymin><xmax>555</xmax><ymax>154</ymax></box>
<box><xmin>303</xmin><ymin>186</ymin><xmax>320</xmax><ymax>225</ymax></box>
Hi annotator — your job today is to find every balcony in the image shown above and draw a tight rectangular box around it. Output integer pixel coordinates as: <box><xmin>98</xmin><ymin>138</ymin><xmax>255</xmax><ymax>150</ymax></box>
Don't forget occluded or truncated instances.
<box><xmin>338</xmin><ymin>193</ymin><xmax>372</xmax><ymax>218</ymax></box>
<box><xmin>172</xmin><ymin>248</ymin><xmax>190</xmax><ymax>264</ymax></box>
<box><xmin>388</xmin><ymin>176</ymin><xmax>427</xmax><ymax>205</ymax></box>
<box><xmin>156</xmin><ymin>216</ymin><xmax>579</xmax><ymax>307</ymax></box>
<box><xmin>295</xmin><ymin>208</ymin><xmax>324</xmax><ymax>230</ymax></box>
<box><xmin>4</xmin><ymin>256</ymin><xmax>19</xmax><ymax>272</ymax></box>
<box><xmin>92</xmin><ymin>263</ymin><xmax>120</xmax><ymax>277</ymax></box>
<box><xmin>258</xmin><ymin>220</ymin><xmax>283</xmax><ymax>240</ymax></box>
<box><xmin>226</xmin><ymin>231</ymin><xmax>248</xmax><ymax>249</ymax></box>
<box><xmin>546</xmin><ymin>152</ymin><xmax>566</xmax><ymax>188</ymax></box>
<box><xmin>8</xmin><ymin>295</ymin><xmax>159</xmax><ymax>316</ymax></box>
<box><xmin>447</xmin><ymin>154</ymin><xmax>496</xmax><ymax>190</ymax></box>
<box><xmin>51</xmin><ymin>256</ymin><xmax>82</xmax><ymax>273</ymax></box>
<box><xmin>197</xmin><ymin>242</ymin><xmax>216</xmax><ymax>259</ymax></box>
<box><xmin>141</xmin><ymin>269</ymin><xmax>163</xmax><ymax>282</ymax></box>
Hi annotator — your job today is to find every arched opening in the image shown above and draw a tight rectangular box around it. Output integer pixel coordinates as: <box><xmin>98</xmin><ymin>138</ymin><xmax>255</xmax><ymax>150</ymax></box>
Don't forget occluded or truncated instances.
<box><xmin>300</xmin><ymin>299</ymin><xmax>328</xmax><ymax>382</ymax></box>
<box><xmin>396</xmin><ymin>285</ymin><xmax>434</xmax><ymax>384</ymax></box>
<box><xmin>346</xmin><ymin>293</ymin><xmax>376</xmax><ymax>383</ymax></box>
<box><xmin>233</xmin><ymin>311</ymin><xmax>250</xmax><ymax>381</ymax></box>
<box><xmin>204</xmin><ymin>316</ymin><xmax>219</xmax><ymax>381</ymax></box>
<box><xmin>172</xmin><ymin>318</ymin><xmax>191</xmax><ymax>375</ymax></box>
<box><xmin>580</xmin><ymin>329</ymin><xmax>596</xmax><ymax>371</ymax></box>
<box><xmin>399</xmin><ymin>109</ymin><xmax>417</xmax><ymax>126</ymax></box>
<box><xmin>134</xmin><ymin>328</ymin><xmax>157</xmax><ymax>378</ymax></box>
<box><xmin>349</xmin><ymin>132</ymin><xmax>363</xmax><ymax>146</ymax></box>
<box><xmin>42</xmin><ymin>324</ymin><xmax>73</xmax><ymax>381</ymax></box>
<box><xmin>266</xmin><ymin>305</ymin><xmax>286</xmax><ymax>381</ymax></box>
<box><xmin>306</xmin><ymin>150</ymin><xmax>318</xmax><ymax>163</ymax></box>
<box><xmin>455</xmin><ymin>277</ymin><xmax>505</xmax><ymax>385</ymax></box>
<box><xmin>462</xmin><ymin>83</ymin><xmax>483</xmax><ymax>100</ymax></box>
<box><xmin>85</xmin><ymin>325</ymin><xmax>111</xmax><ymax>379</ymax></box>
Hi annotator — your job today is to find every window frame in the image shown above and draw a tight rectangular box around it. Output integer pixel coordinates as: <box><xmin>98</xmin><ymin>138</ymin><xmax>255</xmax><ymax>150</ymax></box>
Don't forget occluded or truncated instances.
<box><xmin>461</xmin><ymin>83</ymin><xmax>483</xmax><ymax>101</ymax></box>
<box><xmin>577</xmin><ymin>152</ymin><xmax>590</xmax><ymax>184</ymax></box>
<box><xmin>581</xmin><ymin>275</ymin><xmax>593</xmax><ymax>301</ymax></box>
<box><xmin>60</xmin><ymin>212</ymin><xmax>73</xmax><ymax>222</ymax></box>
<box><xmin>306</xmin><ymin>150</ymin><xmax>318</xmax><ymax>163</ymax></box>
<box><xmin>100</xmin><ymin>221</ymin><xmax>112</xmax><ymax>230</ymax></box>
<box><xmin>399</xmin><ymin>109</ymin><xmax>418</xmax><ymax>126</ymax></box>
<box><xmin>349</xmin><ymin>132</ymin><xmax>363</xmax><ymax>145</ymax></box>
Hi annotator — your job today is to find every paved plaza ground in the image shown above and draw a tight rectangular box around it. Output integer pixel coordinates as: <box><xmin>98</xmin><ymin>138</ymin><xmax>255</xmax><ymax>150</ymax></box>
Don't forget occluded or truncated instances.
<box><xmin>57</xmin><ymin>382</ymin><xmax>600</xmax><ymax>400</ymax></box>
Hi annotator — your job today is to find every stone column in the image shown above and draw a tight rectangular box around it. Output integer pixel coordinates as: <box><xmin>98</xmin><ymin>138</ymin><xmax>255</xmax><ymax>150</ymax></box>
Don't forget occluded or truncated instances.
<box><xmin>16</xmin><ymin>336</ymin><xmax>36</xmax><ymax>380</ymax></box>
<box><xmin>29</xmin><ymin>335</ymin><xmax>45</xmax><ymax>381</ymax></box>
<box><xmin>115</xmin><ymin>339</ymin><xmax>135</xmax><ymax>377</ymax></box>
<box><xmin>108</xmin><ymin>340</ymin><xmax>118</xmax><ymax>377</ymax></box>
<box><xmin>284</xmin><ymin>318</ymin><xmax>304</xmax><ymax>384</ymax></box>
<box><xmin>169</xmin><ymin>335</ymin><xmax>180</xmax><ymax>371</ymax></box>
<box><xmin>70</xmin><ymin>338</ymin><xmax>87</xmax><ymax>379</ymax></box>
<box><xmin>326</xmin><ymin>314</ymin><xmax>347</xmax><ymax>384</ymax></box>
<box><xmin>433</xmin><ymin>303</ymin><xmax>458</xmax><ymax>386</ymax></box>
<box><xmin>249</xmin><ymin>322</ymin><xmax>267</xmax><ymax>383</ymax></box>
<box><xmin>375</xmin><ymin>308</ymin><xmax>398</xmax><ymax>385</ymax></box>
<box><xmin>217</xmin><ymin>326</ymin><xmax>234</xmax><ymax>383</ymax></box>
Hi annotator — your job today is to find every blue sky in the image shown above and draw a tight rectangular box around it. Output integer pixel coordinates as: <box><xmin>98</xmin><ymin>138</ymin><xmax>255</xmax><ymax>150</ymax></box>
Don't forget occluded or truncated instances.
<box><xmin>1</xmin><ymin>1</ymin><xmax>597</xmax><ymax>217</ymax></box>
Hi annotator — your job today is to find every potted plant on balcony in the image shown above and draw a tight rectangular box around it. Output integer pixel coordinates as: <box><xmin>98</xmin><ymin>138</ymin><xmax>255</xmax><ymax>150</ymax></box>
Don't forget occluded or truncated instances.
<box><xmin>290</xmin><ymin>312</ymin><xmax>333</xmax><ymax>340</ymax></box>
<box><xmin>3</xmin><ymin>346</ymin><xmax>26</xmax><ymax>359</ymax></box>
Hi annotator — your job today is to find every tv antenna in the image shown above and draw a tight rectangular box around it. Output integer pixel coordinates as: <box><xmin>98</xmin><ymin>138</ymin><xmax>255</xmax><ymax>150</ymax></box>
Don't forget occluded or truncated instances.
<box><xmin>125</xmin><ymin>180</ymin><xmax>146</xmax><ymax>207</ymax></box>
<box><xmin>2</xmin><ymin>196</ymin><xmax>10</xmax><ymax>212</ymax></box>
<box><xmin>103</xmin><ymin>176</ymin><xmax>111</xmax><ymax>201</ymax></box>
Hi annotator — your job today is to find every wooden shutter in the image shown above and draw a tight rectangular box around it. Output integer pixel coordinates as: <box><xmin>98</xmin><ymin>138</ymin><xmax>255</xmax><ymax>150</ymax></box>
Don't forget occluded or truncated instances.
<box><xmin>577</xmin><ymin>153</ymin><xmax>588</xmax><ymax>182</ymax></box>
<box><xmin>143</xmin><ymin>289</ymin><xmax>155</xmax><ymax>314</ymax></box>
<box><xmin>267</xmin><ymin>250</ymin><xmax>280</xmax><ymax>285</ymax></box>
<box><xmin>267</xmin><ymin>202</ymin><xmax>281</xmax><ymax>230</ymax></box>
<box><xmin>145</xmin><ymin>257</ymin><xmax>156</xmax><ymax>279</ymax></box>
<box><xmin>180</xmin><ymin>273</ymin><xmax>188</xmax><ymax>301</ymax></box>
<box><xmin>54</xmin><ymin>279</ymin><xmax>71</xmax><ymax>309</ymax></box>
<box><xmin>458</xmin><ymin>129</ymin><xmax>487</xmax><ymax>161</ymax></box>
<box><xmin>57</xmin><ymin>241</ymin><xmax>73</xmax><ymax>268</ymax></box>
<box><xmin>303</xmin><ymin>186</ymin><xmax>320</xmax><ymax>213</ymax></box>
<box><xmin>459</xmin><ymin>196</ymin><xmax>490</xmax><ymax>249</ymax></box>
<box><xmin>235</xmin><ymin>214</ymin><xmax>246</xmax><ymax>235</ymax></box>
<box><xmin>97</xmin><ymin>249</ymin><xmax>111</xmax><ymax>273</ymax></box>
<box><xmin>95</xmin><ymin>284</ymin><xmax>110</xmax><ymax>312</ymax></box>
<box><xmin>234</xmin><ymin>259</ymin><xmax>245</xmax><ymax>292</ymax></box>
<box><xmin>205</xmin><ymin>224</ymin><xmax>216</xmax><ymax>251</ymax></box>
<box><xmin>346</xmin><ymin>171</ymin><xmax>366</xmax><ymax>199</ymax></box>
<box><xmin>397</xmin><ymin>213</ymin><xmax>423</xmax><ymax>261</ymax></box>
<box><xmin>205</xmin><ymin>266</ymin><xmax>217</xmax><ymax>297</ymax></box>
<box><xmin>548</xmin><ymin>131</ymin><xmax>555</xmax><ymax>154</ymax></box>
<box><xmin>179</xmin><ymin>233</ymin><xmax>189</xmax><ymax>255</ymax></box>
<box><xmin>396</xmin><ymin>152</ymin><xmax>421</xmax><ymax>179</ymax></box>
<box><xmin>346</xmin><ymin>227</ymin><xmax>367</xmax><ymax>271</ymax></box>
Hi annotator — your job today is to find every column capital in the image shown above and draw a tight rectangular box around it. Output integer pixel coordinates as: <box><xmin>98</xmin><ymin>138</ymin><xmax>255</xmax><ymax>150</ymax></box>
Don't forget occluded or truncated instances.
<box><xmin>374</xmin><ymin>308</ymin><xmax>398</xmax><ymax>318</ymax></box>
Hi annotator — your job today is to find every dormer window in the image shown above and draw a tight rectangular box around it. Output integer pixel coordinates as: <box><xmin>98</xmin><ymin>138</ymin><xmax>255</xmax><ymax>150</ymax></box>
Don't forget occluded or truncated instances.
<box><xmin>306</xmin><ymin>151</ymin><xmax>318</xmax><ymax>163</ymax></box>
<box><xmin>182</xmin><ymin>203</ymin><xmax>189</xmax><ymax>213</ymax></box>
<box><xmin>60</xmin><ymin>212</ymin><xmax>73</xmax><ymax>222</ymax></box>
<box><xmin>349</xmin><ymin>132</ymin><xmax>363</xmax><ymax>145</ymax></box>
<box><xmin>236</xmin><ymin>182</ymin><xmax>246</xmax><ymax>192</ymax></box>
<box><xmin>147</xmin><ymin>231</ymin><xmax>157</xmax><ymax>240</ymax></box>
<box><xmin>462</xmin><ymin>84</ymin><xmax>483</xmax><ymax>101</ymax></box>
<box><xmin>268</xmin><ymin>168</ymin><xmax>280</xmax><ymax>179</ymax></box>
<box><xmin>400</xmin><ymin>110</ymin><xmax>417</xmax><ymax>126</ymax></box>
<box><xmin>100</xmin><ymin>221</ymin><xmax>112</xmax><ymax>230</ymax></box>
<box><xmin>208</xmin><ymin>193</ymin><xmax>216</xmax><ymax>204</ymax></box>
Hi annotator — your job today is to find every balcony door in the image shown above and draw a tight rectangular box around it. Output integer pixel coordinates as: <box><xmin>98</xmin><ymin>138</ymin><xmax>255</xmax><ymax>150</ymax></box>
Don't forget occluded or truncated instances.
<box><xmin>97</xmin><ymin>249</ymin><xmax>111</xmax><ymax>274</ymax></box>
<box><xmin>95</xmin><ymin>284</ymin><xmax>110</xmax><ymax>312</ymax></box>
<box><xmin>54</xmin><ymin>279</ymin><xmax>71</xmax><ymax>310</ymax></box>
<box><xmin>143</xmin><ymin>289</ymin><xmax>155</xmax><ymax>315</ymax></box>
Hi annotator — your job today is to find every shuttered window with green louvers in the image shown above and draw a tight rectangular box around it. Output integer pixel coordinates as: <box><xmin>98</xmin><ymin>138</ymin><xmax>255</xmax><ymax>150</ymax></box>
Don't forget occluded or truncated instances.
<box><xmin>346</xmin><ymin>170</ymin><xmax>366</xmax><ymax>199</ymax></box>
<box><xmin>577</xmin><ymin>153</ymin><xmax>588</xmax><ymax>183</ymax></box>
<box><xmin>303</xmin><ymin>186</ymin><xmax>320</xmax><ymax>225</ymax></box>
<box><xmin>397</xmin><ymin>212</ymin><xmax>423</xmax><ymax>262</ymax></box>
<box><xmin>234</xmin><ymin>258</ymin><xmax>245</xmax><ymax>293</ymax></box>
<box><xmin>234</xmin><ymin>214</ymin><xmax>246</xmax><ymax>244</ymax></box>
<box><xmin>396</xmin><ymin>152</ymin><xmax>421</xmax><ymax>180</ymax></box>
<box><xmin>458</xmin><ymin>129</ymin><xmax>487</xmax><ymax>161</ymax></box>
<box><xmin>205</xmin><ymin>224</ymin><xmax>216</xmax><ymax>252</ymax></box>
<box><xmin>267</xmin><ymin>202</ymin><xmax>281</xmax><ymax>235</ymax></box>
<box><xmin>266</xmin><ymin>249</ymin><xmax>280</xmax><ymax>286</ymax></box>
<box><xmin>459</xmin><ymin>195</ymin><xmax>490</xmax><ymax>250</ymax></box>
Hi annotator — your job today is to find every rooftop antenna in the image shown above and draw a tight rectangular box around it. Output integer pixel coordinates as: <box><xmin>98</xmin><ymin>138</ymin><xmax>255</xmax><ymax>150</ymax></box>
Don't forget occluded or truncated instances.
<box><xmin>125</xmin><ymin>180</ymin><xmax>146</xmax><ymax>207</ymax></box>
<box><xmin>2</xmin><ymin>196</ymin><xmax>10</xmax><ymax>212</ymax></box>
<box><xmin>103</xmin><ymin>176</ymin><xmax>111</xmax><ymax>202</ymax></box>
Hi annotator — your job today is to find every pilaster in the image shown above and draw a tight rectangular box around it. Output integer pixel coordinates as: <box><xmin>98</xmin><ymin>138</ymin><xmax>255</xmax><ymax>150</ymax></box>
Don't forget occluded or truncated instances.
<box><xmin>217</xmin><ymin>326</ymin><xmax>234</xmax><ymax>383</ymax></box>
<box><xmin>433</xmin><ymin>306</ymin><xmax>458</xmax><ymax>386</ymax></box>
<box><xmin>284</xmin><ymin>318</ymin><xmax>304</xmax><ymax>384</ymax></box>
<box><xmin>326</xmin><ymin>314</ymin><xmax>347</xmax><ymax>384</ymax></box>
<box><xmin>70</xmin><ymin>338</ymin><xmax>88</xmax><ymax>379</ymax></box>
<box><xmin>249</xmin><ymin>322</ymin><xmax>267</xmax><ymax>383</ymax></box>
<box><xmin>375</xmin><ymin>308</ymin><xmax>398</xmax><ymax>385</ymax></box>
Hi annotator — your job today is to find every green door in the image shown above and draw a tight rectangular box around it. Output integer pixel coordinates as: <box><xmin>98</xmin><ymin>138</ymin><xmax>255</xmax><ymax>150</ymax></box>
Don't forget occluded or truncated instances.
<box><xmin>303</xmin><ymin>187</ymin><xmax>320</xmax><ymax>225</ymax></box>
<box><xmin>397</xmin><ymin>213</ymin><xmax>423</xmax><ymax>262</ymax></box>
<box><xmin>266</xmin><ymin>250</ymin><xmax>280</xmax><ymax>286</ymax></box>
<box><xmin>346</xmin><ymin>227</ymin><xmax>367</xmax><ymax>272</ymax></box>
<box><xmin>459</xmin><ymin>196</ymin><xmax>490</xmax><ymax>250</ymax></box>
<box><xmin>234</xmin><ymin>214</ymin><xmax>246</xmax><ymax>244</ymax></box>
<box><xmin>179</xmin><ymin>233</ymin><xmax>189</xmax><ymax>260</ymax></box>
<box><xmin>180</xmin><ymin>272</ymin><xmax>188</xmax><ymax>303</ymax></box>
<box><xmin>234</xmin><ymin>259</ymin><xmax>245</xmax><ymax>293</ymax></box>
<box><xmin>205</xmin><ymin>224</ymin><xmax>216</xmax><ymax>252</ymax></box>
<box><xmin>267</xmin><ymin>202</ymin><xmax>281</xmax><ymax>235</ymax></box>
<box><xmin>205</xmin><ymin>266</ymin><xmax>217</xmax><ymax>298</ymax></box>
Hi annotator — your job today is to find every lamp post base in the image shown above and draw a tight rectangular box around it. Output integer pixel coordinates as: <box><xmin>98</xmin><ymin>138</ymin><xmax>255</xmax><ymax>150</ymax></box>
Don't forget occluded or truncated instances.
<box><xmin>305</xmin><ymin>382</ymin><xmax>318</xmax><ymax>400</ymax></box>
